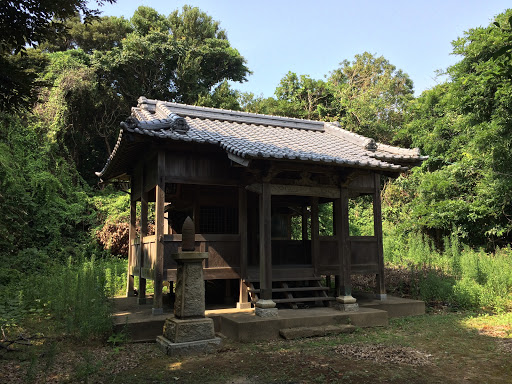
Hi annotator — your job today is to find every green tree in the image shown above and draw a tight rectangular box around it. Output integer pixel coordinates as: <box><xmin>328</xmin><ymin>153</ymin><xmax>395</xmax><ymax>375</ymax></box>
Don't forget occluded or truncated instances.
<box><xmin>197</xmin><ymin>80</ymin><xmax>242</xmax><ymax>110</ymax></box>
<box><xmin>0</xmin><ymin>0</ymin><xmax>114</xmax><ymax>111</ymax></box>
<box><xmin>388</xmin><ymin>9</ymin><xmax>512</xmax><ymax>248</ymax></box>
<box><xmin>0</xmin><ymin>0</ymin><xmax>113</xmax><ymax>53</ymax></box>
<box><xmin>95</xmin><ymin>6</ymin><xmax>249</xmax><ymax>105</ymax></box>
<box><xmin>244</xmin><ymin>72</ymin><xmax>333</xmax><ymax>120</ymax></box>
<box><xmin>274</xmin><ymin>72</ymin><xmax>333</xmax><ymax>120</ymax></box>
<box><xmin>328</xmin><ymin>52</ymin><xmax>414</xmax><ymax>143</ymax></box>
<box><xmin>40</xmin><ymin>15</ymin><xmax>133</xmax><ymax>53</ymax></box>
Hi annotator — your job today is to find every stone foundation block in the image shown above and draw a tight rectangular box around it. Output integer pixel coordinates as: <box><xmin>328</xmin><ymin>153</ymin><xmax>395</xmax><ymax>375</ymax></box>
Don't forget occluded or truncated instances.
<box><xmin>333</xmin><ymin>303</ymin><xmax>359</xmax><ymax>312</ymax></box>
<box><xmin>255</xmin><ymin>307</ymin><xmax>278</xmax><ymax>317</ymax></box>
<box><xmin>336</xmin><ymin>295</ymin><xmax>357</xmax><ymax>304</ymax></box>
<box><xmin>157</xmin><ymin>335</ymin><xmax>221</xmax><ymax>356</ymax></box>
<box><xmin>163</xmin><ymin>317</ymin><xmax>215</xmax><ymax>343</ymax></box>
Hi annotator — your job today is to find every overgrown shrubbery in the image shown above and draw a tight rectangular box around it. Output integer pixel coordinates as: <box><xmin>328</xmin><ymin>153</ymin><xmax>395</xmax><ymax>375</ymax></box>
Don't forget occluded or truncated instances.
<box><xmin>0</xmin><ymin>256</ymin><xmax>126</xmax><ymax>339</ymax></box>
<box><xmin>384</xmin><ymin>229</ymin><xmax>512</xmax><ymax>313</ymax></box>
<box><xmin>0</xmin><ymin>112</ymin><xmax>129</xmax><ymax>339</ymax></box>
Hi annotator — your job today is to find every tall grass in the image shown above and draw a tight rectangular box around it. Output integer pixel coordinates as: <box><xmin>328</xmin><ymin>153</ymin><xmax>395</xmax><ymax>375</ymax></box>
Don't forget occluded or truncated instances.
<box><xmin>0</xmin><ymin>256</ymin><xmax>127</xmax><ymax>339</ymax></box>
<box><xmin>384</xmin><ymin>228</ymin><xmax>512</xmax><ymax>313</ymax></box>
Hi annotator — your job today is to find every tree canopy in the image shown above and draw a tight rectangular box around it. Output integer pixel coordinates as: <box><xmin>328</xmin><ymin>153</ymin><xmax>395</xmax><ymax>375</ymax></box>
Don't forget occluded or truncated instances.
<box><xmin>245</xmin><ymin>52</ymin><xmax>413</xmax><ymax>144</ymax></box>
<box><xmin>387</xmin><ymin>9</ymin><xmax>512</xmax><ymax>247</ymax></box>
<box><xmin>5</xmin><ymin>6</ymin><xmax>250</xmax><ymax>183</ymax></box>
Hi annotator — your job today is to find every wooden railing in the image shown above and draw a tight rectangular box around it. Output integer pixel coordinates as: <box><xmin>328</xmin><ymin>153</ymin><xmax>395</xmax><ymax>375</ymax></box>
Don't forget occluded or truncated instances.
<box><xmin>130</xmin><ymin>234</ymin><xmax>241</xmax><ymax>281</ymax></box>
<box><xmin>317</xmin><ymin>236</ymin><xmax>379</xmax><ymax>275</ymax></box>
<box><xmin>131</xmin><ymin>234</ymin><xmax>379</xmax><ymax>281</ymax></box>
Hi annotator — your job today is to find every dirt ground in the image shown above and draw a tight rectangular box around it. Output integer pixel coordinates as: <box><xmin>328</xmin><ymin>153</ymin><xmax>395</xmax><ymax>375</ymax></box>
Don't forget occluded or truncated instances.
<box><xmin>1</xmin><ymin>311</ymin><xmax>511</xmax><ymax>384</ymax></box>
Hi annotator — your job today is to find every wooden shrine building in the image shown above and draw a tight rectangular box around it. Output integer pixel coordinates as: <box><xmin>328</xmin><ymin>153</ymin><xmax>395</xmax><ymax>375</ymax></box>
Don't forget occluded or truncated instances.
<box><xmin>96</xmin><ymin>97</ymin><xmax>426</xmax><ymax>315</ymax></box>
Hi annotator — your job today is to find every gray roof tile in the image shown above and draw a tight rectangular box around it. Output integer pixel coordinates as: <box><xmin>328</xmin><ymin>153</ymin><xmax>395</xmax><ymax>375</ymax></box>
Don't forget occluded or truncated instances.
<box><xmin>97</xmin><ymin>97</ymin><xmax>427</xmax><ymax>179</ymax></box>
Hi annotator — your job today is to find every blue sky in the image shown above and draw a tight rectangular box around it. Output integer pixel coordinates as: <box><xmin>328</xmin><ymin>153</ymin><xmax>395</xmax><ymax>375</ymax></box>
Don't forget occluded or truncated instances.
<box><xmin>97</xmin><ymin>1</ymin><xmax>511</xmax><ymax>97</ymax></box>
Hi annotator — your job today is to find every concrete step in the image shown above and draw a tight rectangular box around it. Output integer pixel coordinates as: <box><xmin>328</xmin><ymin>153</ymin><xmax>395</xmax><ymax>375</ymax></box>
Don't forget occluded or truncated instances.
<box><xmin>279</xmin><ymin>324</ymin><xmax>356</xmax><ymax>340</ymax></box>
<box><xmin>220</xmin><ymin>307</ymin><xmax>388</xmax><ymax>342</ymax></box>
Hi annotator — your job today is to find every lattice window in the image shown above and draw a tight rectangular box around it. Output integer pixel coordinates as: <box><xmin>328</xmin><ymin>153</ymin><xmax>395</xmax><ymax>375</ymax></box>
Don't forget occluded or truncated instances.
<box><xmin>199</xmin><ymin>206</ymin><xmax>238</xmax><ymax>234</ymax></box>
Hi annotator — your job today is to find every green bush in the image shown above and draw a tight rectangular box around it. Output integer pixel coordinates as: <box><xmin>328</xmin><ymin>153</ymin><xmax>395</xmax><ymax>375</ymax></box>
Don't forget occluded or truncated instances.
<box><xmin>0</xmin><ymin>256</ymin><xmax>127</xmax><ymax>339</ymax></box>
<box><xmin>384</xmin><ymin>230</ymin><xmax>512</xmax><ymax>313</ymax></box>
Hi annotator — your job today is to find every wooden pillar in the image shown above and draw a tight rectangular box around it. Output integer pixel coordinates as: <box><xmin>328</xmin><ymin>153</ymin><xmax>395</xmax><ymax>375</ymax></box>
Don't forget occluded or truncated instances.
<box><xmin>301</xmin><ymin>206</ymin><xmax>308</xmax><ymax>241</ymax></box>
<box><xmin>138</xmin><ymin>186</ymin><xmax>148</xmax><ymax>304</ymax></box>
<box><xmin>153</xmin><ymin>150</ymin><xmax>165</xmax><ymax>315</ymax></box>
<box><xmin>310</xmin><ymin>197</ymin><xmax>320</xmax><ymax>275</ymax></box>
<box><xmin>373</xmin><ymin>173</ymin><xmax>386</xmax><ymax>298</ymax></box>
<box><xmin>335</xmin><ymin>188</ymin><xmax>353</xmax><ymax>300</ymax></box>
<box><xmin>238</xmin><ymin>187</ymin><xmax>251</xmax><ymax>309</ymax></box>
<box><xmin>164</xmin><ymin>210</ymin><xmax>170</xmax><ymax>235</ymax></box>
<box><xmin>126</xmin><ymin>197</ymin><xmax>136</xmax><ymax>297</ymax></box>
<box><xmin>258</xmin><ymin>183</ymin><xmax>272</xmax><ymax>301</ymax></box>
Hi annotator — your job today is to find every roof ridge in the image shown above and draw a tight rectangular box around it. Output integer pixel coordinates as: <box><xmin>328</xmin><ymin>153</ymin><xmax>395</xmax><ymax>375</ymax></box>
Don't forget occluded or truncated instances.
<box><xmin>323</xmin><ymin>122</ymin><xmax>377</xmax><ymax>151</ymax></box>
<box><xmin>137</xmin><ymin>96</ymin><xmax>324</xmax><ymax>131</ymax></box>
<box><xmin>376</xmin><ymin>142</ymin><xmax>421</xmax><ymax>156</ymax></box>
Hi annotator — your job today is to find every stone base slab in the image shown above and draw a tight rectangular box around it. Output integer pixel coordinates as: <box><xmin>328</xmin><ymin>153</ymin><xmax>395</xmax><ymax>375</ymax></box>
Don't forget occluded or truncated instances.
<box><xmin>163</xmin><ymin>317</ymin><xmax>215</xmax><ymax>343</ymax></box>
<box><xmin>333</xmin><ymin>303</ymin><xmax>359</xmax><ymax>312</ymax></box>
<box><xmin>157</xmin><ymin>335</ymin><xmax>221</xmax><ymax>356</ymax></box>
<box><xmin>353</xmin><ymin>292</ymin><xmax>425</xmax><ymax>318</ymax></box>
<box><xmin>255</xmin><ymin>307</ymin><xmax>278</xmax><ymax>317</ymax></box>
<box><xmin>152</xmin><ymin>307</ymin><xmax>164</xmax><ymax>316</ymax></box>
<box><xmin>279</xmin><ymin>324</ymin><xmax>356</xmax><ymax>340</ymax></box>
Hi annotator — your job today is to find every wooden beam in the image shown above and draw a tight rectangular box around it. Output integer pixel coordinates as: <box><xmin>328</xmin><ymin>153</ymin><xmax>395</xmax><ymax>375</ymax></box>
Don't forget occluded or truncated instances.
<box><xmin>126</xmin><ymin>197</ymin><xmax>136</xmax><ymax>297</ymax></box>
<box><xmin>259</xmin><ymin>183</ymin><xmax>272</xmax><ymax>300</ymax></box>
<box><xmin>246</xmin><ymin>183</ymin><xmax>340</xmax><ymax>198</ymax></box>
<box><xmin>373</xmin><ymin>173</ymin><xmax>386</xmax><ymax>296</ymax></box>
<box><xmin>311</xmin><ymin>197</ymin><xmax>320</xmax><ymax>275</ymax></box>
<box><xmin>153</xmin><ymin>150</ymin><xmax>165</xmax><ymax>315</ymax></box>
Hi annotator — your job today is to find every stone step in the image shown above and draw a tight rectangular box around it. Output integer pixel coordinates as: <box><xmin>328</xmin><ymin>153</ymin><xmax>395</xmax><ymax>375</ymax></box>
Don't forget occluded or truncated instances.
<box><xmin>248</xmin><ymin>276</ymin><xmax>322</xmax><ymax>282</ymax></box>
<box><xmin>279</xmin><ymin>324</ymin><xmax>356</xmax><ymax>340</ymax></box>
<box><xmin>273</xmin><ymin>296</ymin><xmax>335</xmax><ymax>304</ymax></box>
<box><xmin>248</xmin><ymin>286</ymin><xmax>329</xmax><ymax>293</ymax></box>
<box><xmin>251</xmin><ymin>296</ymin><xmax>335</xmax><ymax>304</ymax></box>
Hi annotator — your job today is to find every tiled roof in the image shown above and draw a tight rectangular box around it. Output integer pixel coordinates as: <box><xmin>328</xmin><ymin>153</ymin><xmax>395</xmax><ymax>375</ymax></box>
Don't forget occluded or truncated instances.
<box><xmin>97</xmin><ymin>97</ymin><xmax>427</xmax><ymax>179</ymax></box>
